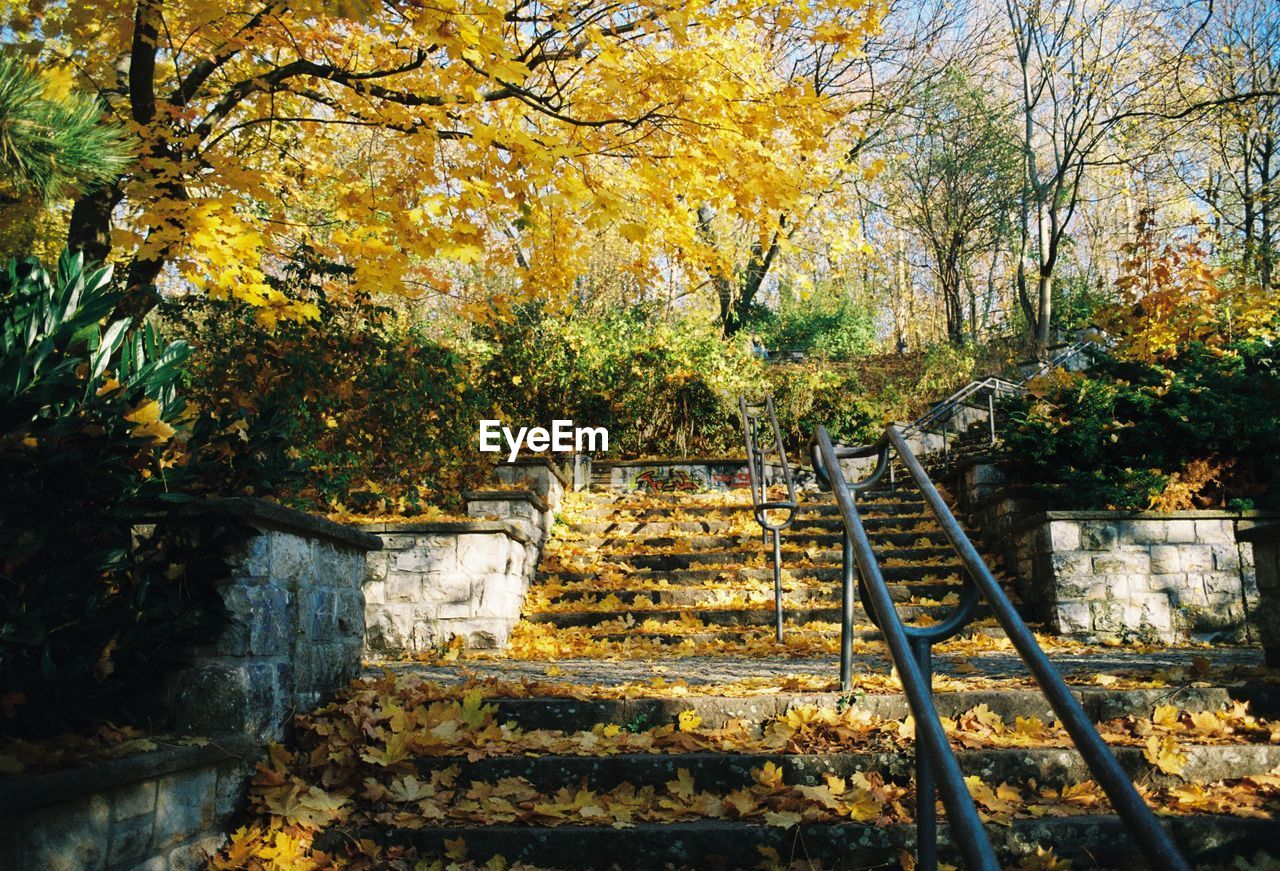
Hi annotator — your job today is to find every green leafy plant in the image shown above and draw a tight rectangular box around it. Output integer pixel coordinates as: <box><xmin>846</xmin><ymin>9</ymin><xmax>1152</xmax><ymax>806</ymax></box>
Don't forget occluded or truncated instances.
<box><xmin>0</xmin><ymin>55</ymin><xmax>133</xmax><ymax>202</ymax></box>
<box><xmin>1000</xmin><ymin>339</ymin><xmax>1279</xmax><ymax>510</ymax></box>
<box><xmin>0</xmin><ymin>251</ymin><xmax>241</xmax><ymax>735</ymax></box>
<box><xmin>167</xmin><ymin>280</ymin><xmax>495</xmax><ymax>516</ymax></box>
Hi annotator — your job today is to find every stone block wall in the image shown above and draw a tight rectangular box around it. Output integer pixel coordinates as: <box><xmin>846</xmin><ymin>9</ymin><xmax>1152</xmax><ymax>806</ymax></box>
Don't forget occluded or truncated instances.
<box><xmin>363</xmin><ymin>458</ymin><xmax>571</xmax><ymax>655</ymax></box>
<box><xmin>493</xmin><ymin>457</ymin><xmax>568</xmax><ymax>507</ymax></box>
<box><xmin>608</xmin><ymin>459</ymin><xmax>753</xmax><ymax>492</ymax></box>
<box><xmin>0</xmin><ymin>735</ymin><xmax>259</xmax><ymax>870</ymax></box>
<box><xmin>467</xmin><ymin>489</ymin><xmax>553</xmax><ymax>546</ymax></box>
<box><xmin>363</xmin><ymin>520</ymin><xmax>533</xmax><ymax>651</ymax></box>
<box><xmin>1238</xmin><ymin>523</ymin><xmax>1280</xmax><ymax>667</ymax></box>
<box><xmin>959</xmin><ymin>469</ymin><xmax>1265</xmax><ymax>642</ymax></box>
<box><xmin>163</xmin><ymin>499</ymin><xmax>380</xmax><ymax>741</ymax></box>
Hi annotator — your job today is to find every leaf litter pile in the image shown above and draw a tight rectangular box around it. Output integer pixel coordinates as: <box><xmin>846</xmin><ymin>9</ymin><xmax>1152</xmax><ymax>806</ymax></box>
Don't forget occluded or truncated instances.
<box><xmin>211</xmin><ymin>672</ymin><xmax>1280</xmax><ymax>869</ymax></box>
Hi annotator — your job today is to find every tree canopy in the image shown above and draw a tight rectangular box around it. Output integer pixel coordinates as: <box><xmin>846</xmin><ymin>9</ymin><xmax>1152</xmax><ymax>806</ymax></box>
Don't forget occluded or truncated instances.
<box><xmin>2</xmin><ymin>0</ymin><xmax>883</xmax><ymax>326</ymax></box>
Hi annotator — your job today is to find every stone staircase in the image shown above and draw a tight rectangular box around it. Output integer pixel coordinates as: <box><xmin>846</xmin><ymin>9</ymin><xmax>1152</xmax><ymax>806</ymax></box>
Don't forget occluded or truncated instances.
<box><xmin>221</xmin><ymin>478</ymin><xmax>1280</xmax><ymax>870</ymax></box>
<box><xmin>296</xmin><ymin>486</ymin><xmax>1280</xmax><ymax>865</ymax></box>
<box><xmin>523</xmin><ymin>483</ymin><xmax>1004</xmax><ymax>646</ymax></box>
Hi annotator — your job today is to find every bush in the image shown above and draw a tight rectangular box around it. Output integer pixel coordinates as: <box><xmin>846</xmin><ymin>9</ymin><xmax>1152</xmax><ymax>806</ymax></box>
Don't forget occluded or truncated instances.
<box><xmin>1000</xmin><ymin>339</ymin><xmax>1280</xmax><ymax>510</ymax></box>
<box><xmin>764</xmin><ymin>344</ymin><xmax>977</xmax><ymax>455</ymax></box>
<box><xmin>168</xmin><ymin>291</ymin><xmax>496</xmax><ymax>515</ymax></box>
<box><xmin>747</xmin><ymin>281</ymin><xmax>875</xmax><ymax>361</ymax></box>
<box><xmin>480</xmin><ymin>306</ymin><xmax>761</xmax><ymax>457</ymax></box>
<box><xmin>0</xmin><ymin>252</ymin><xmax>242</xmax><ymax>735</ymax></box>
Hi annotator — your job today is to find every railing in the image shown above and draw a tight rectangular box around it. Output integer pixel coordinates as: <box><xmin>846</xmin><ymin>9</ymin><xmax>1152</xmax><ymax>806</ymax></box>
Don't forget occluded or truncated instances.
<box><xmin>738</xmin><ymin>396</ymin><xmax>798</xmax><ymax>642</ymax></box>
<box><xmin>898</xmin><ymin>376</ymin><xmax>1023</xmax><ymax>447</ymax></box>
<box><xmin>897</xmin><ymin>336</ymin><xmax>1100</xmax><ymax>461</ymax></box>
<box><xmin>809</xmin><ymin>424</ymin><xmax>1190</xmax><ymax>871</ymax></box>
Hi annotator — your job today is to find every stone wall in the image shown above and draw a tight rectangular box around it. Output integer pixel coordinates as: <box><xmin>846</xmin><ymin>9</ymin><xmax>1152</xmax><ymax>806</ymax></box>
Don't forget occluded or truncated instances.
<box><xmin>957</xmin><ymin>466</ymin><xmax>1265</xmax><ymax>642</ymax></box>
<box><xmin>606</xmin><ymin>459</ymin><xmax>753</xmax><ymax>492</ymax></box>
<box><xmin>467</xmin><ymin>489</ymin><xmax>553</xmax><ymax>546</ymax></box>
<box><xmin>363</xmin><ymin>519</ymin><xmax>534</xmax><ymax>651</ymax></box>
<box><xmin>362</xmin><ymin>458</ymin><xmax>569</xmax><ymax>653</ymax></box>
<box><xmin>0</xmin><ymin>500</ymin><xmax>379</xmax><ymax>870</ymax></box>
<box><xmin>0</xmin><ymin>738</ymin><xmax>258</xmax><ymax>871</ymax></box>
<box><xmin>162</xmin><ymin>499</ymin><xmax>380</xmax><ymax>741</ymax></box>
<box><xmin>1238</xmin><ymin>522</ymin><xmax>1280</xmax><ymax>667</ymax></box>
<box><xmin>493</xmin><ymin>457</ymin><xmax>569</xmax><ymax>505</ymax></box>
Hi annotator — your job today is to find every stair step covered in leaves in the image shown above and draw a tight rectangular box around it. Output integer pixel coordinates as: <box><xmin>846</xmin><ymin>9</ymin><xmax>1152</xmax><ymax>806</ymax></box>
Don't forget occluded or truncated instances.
<box><xmin>214</xmin><ymin>480</ymin><xmax>1280</xmax><ymax>870</ymax></box>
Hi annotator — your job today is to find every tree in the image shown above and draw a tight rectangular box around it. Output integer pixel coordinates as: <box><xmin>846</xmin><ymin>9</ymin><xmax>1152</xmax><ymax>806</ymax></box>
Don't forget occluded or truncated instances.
<box><xmin>0</xmin><ymin>55</ymin><xmax>132</xmax><ymax>204</ymax></box>
<box><xmin>1003</xmin><ymin>0</ymin><xmax>1160</xmax><ymax>354</ymax></box>
<box><xmin>1192</xmin><ymin>0</ymin><xmax>1280</xmax><ymax>292</ymax></box>
<box><xmin>895</xmin><ymin>68</ymin><xmax>1019</xmax><ymax>344</ymax></box>
<box><xmin>3</xmin><ymin>1</ymin><xmax>882</xmax><ymax>326</ymax></box>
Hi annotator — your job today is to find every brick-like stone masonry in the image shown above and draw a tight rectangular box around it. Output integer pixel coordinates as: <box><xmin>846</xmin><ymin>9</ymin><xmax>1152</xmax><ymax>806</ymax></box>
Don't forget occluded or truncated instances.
<box><xmin>162</xmin><ymin>499</ymin><xmax>380</xmax><ymax>740</ymax></box>
<box><xmin>1237</xmin><ymin>522</ymin><xmax>1280</xmax><ymax>667</ymax></box>
<box><xmin>363</xmin><ymin>519</ymin><xmax>535</xmax><ymax>651</ymax></box>
<box><xmin>0</xmin><ymin>740</ymin><xmax>258</xmax><ymax>871</ymax></box>
<box><xmin>363</xmin><ymin>457</ymin><xmax>572</xmax><ymax>652</ymax></box>
<box><xmin>957</xmin><ymin>463</ymin><xmax>1268</xmax><ymax>643</ymax></box>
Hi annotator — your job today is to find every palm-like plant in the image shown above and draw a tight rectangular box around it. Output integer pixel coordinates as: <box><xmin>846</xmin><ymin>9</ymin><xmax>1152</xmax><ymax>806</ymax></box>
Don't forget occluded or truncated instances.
<box><xmin>0</xmin><ymin>54</ymin><xmax>133</xmax><ymax>203</ymax></box>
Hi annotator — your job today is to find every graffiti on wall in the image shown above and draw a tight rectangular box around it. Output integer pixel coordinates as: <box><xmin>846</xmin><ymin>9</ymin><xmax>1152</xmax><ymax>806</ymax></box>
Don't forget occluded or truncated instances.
<box><xmin>632</xmin><ymin>469</ymin><xmax>700</xmax><ymax>493</ymax></box>
<box><xmin>620</xmin><ymin>463</ymin><xmax>753</xmax><ymax>493</ymax></box>
<box><xmin>709</xmin><ymin>466</ymin><xmax>751</xmax><ymax>489</ymax></box>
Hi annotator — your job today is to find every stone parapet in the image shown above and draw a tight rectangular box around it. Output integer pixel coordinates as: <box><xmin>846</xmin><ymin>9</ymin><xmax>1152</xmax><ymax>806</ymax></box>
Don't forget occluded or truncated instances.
<box><xmin>362</xmin><ymin>519</ymin><xmax>534</xmax><ymax>652</ymax></box>
<box><xmin>163</xmin><ymin>499</ymin><xmax>379</xmax><ymax>740</ymax></box>
<box><xmin>0</xmin><ymin>737</ymin><xmax>259</xmax><ymax>870</ymax></box>
<box><xmin>1237</xmin><ymin>522</ymin><xmax>1280</xmax><ymax>667</ymax></box>
<box><xmin>959</xmin><ymin>466</ymin><xmax>1269</xmax><ymax>643</ymax></box>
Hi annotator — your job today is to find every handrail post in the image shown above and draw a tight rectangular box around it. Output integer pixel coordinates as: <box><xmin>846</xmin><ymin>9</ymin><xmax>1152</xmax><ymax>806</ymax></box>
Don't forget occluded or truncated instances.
<box><xmin>912</xmin><ymin>635</ymin><xmax>938</xmax><ymax>871</ymax></box>
<box><xmin>840</xmin><ymin>527</ymin><xmax>854</xmax><ymax>692</ymax></box>
<box><xmin>772</xmin><ymin>528</ymin><xmax>783</xmax><ymax>642</ymax></box>
<box><xmin>987</xmin><ymin>391</ymin><xmax>996</xmax><ymax>446</ymax></box>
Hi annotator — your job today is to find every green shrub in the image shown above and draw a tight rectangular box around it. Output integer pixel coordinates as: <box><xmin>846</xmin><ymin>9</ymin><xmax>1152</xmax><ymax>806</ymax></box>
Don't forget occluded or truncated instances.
<box><xmin>1000</xmin><ymin>339</ymin><xmax>1280</xmax><ymax>510</ymax></box>
<box><xmin>480</xmin><ymin>306</ymin><xmax>761</xmax><ymax>457</ymax></box>
<box><xmin>168</xmin><ymin>290</ymin><xmax>496</xmax><ymax>515</ymax></box>
<box><xmin>748</xmin><ymin>282</ymin><xmax>875</xmax><ymax>361</ymax></box>
<box><xmin>0</xmin><ymin>252</ymin><xmax>241</xmax><ymax>735</ymax></box>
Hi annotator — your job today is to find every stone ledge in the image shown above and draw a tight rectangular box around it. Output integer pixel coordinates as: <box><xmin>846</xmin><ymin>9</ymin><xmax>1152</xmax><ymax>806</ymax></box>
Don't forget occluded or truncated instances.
<box><xmin>359</xmin><ymin>519</ymin><xmax>530</xmax><ymax>543</ymax></box>
<box><xmin>599</xmin><ymin>457</ymin><xmax>747</xmax><ymax>468</ymax></box>
<box><xmin>0</xmin><ymin>734</ymin><xmax>259</xmax><ymax>817</ymax></box>
<box><xmin>463</xmin><ymin>489</ymin><xmax>550</xmax><ymax>513</ymax></box>
<box><xmin>500</xmin><ymin>456</ymin><xmax>571</xmax><ymax>488</ymax></box>
<box><xmin>1237</xmin><ymin>522</ymin><xmax>1280</xmax><ymax>543</ymax></box>
<box><xmin>177</xmin><ymin>497</ymin><xmax>382</xmax><ymax>551</ymax></box>
<box><xmin>1011</xmin><ymin>508</ymin><xmax>1276</xmax><ymax>534</ymax></box>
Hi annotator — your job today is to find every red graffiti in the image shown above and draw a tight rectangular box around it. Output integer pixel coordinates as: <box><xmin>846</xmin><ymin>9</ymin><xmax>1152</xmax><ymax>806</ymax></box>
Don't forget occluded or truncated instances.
<box><xmin>710</xmin><ymin>468</ymin><xmax>751</xmax><ymax>488</ymax></box>
<box><xmin>634</xmin><ymin>469</ymin><xmax>699</xmax><ymax>493</ymax></box>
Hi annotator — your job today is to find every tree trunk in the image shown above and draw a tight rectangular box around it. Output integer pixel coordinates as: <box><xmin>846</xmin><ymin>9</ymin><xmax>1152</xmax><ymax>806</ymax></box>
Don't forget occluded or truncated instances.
<box><xmin>67</xmin><ymin>186</ymin><xmax>121</xmax><ymax>267</ymax></box>
<box><xmin>1036</xmin><ymin>270</ymin><xmax>1053</xmax><ymax>352</ymax></box>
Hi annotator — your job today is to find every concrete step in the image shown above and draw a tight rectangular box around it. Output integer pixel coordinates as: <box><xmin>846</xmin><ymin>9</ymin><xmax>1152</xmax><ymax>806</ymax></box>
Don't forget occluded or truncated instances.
<box><xmin>407</xmin><ymin>744</ymin><xmax>1280</xmax><ymax>794</ymax></box>
<box><xmin>485</xmin><ymin>686</ymin><xmax>1271</xmax><ymax>732</ymax></box>
<box><xmin>563</xmin><ymin>516</ymin><xmax>941</xmax><ymax>536</ymax></box>
<box><xmin>563</xmin><ymin>531</ymin><xmax>951</xmax><ymax>553</ymax></box>
<box><xmin>537</xmin><ymin>564</ymin><xmax>966</xmax><ymax>585</ymax></box>
<box><xmin>571</xmin><ymin>501</ymin><xmax>928</xmax><ymax>521</ymax></box>
<box><xmin>325</xmin><ymin>815</ymin><xmax>1276</xmax><ymax>869</ymax></box>
<box><xmin>540</xmin><ymin>581</ymin><xmax>960</xmax><ymax>607</ymax></box>
<box><xmin>525</xmin><ymin>602</ymin><xmax>978</xmax><ymax>629</ymax></box>
<box><xmin>540</xmin><ymin>546</ymin><xmax>961</xmax><ymax>572</ymax></box>
<box><xmin>589</xmin><ymin>624</ymin><xmax>1005</xmax><ymax>647</ymax></box>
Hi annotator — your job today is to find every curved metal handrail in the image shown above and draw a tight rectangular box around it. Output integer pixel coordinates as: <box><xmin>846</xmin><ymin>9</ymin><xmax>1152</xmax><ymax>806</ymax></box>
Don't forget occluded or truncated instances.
<box><xmin>810</xmin><ymin>424</ymin><xmax>1190</xmax><ymax>871</ymax></box>
<box><xmin>739</xmin><ymin>395</ymin><xmax>798</xmax><ymax>641</ymax></box>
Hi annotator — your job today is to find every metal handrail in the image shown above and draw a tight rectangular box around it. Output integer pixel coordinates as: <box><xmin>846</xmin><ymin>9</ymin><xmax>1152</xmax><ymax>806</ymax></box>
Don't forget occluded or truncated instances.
<box><xmin>899</xmin><ymin>376</ymin><xmax>1023</xmax><ymax>442</ymax></box>
<box><xmin>738</xmin><ymin>395</ymin><xmax>798</xmax><ymax>641</ymax></box>
<box><xmin>809</xmin><ymin>424</ymin><xmax>1190</xmax><ymax>871</ymax></box>
<box><xmin>897</xmin><ymin>336</ymin><xmax>1100</xmax><ymax>455</ymax></box>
